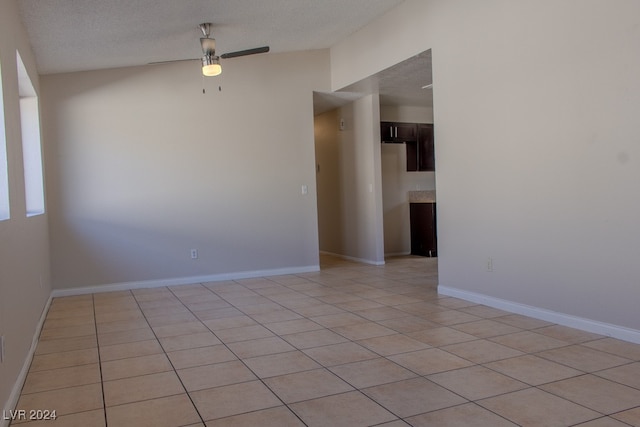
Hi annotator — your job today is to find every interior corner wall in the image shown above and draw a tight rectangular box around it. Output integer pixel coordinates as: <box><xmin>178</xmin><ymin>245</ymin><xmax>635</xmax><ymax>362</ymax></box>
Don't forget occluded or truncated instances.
<box><xmin>331</xmin><ymin>0</ymin><xmax>640</xmax><ymax>334</ymax></box>
<box><xmin>42</xmin><ymin>49</ymin><xmax>329</xmax><ymax>290</ymax></box>
<box><xmin>0</xmin><ymin>0</ymin><xmax>52</xmax><ymax>418</ymax></box>
<box><xmin>380</xmin><ymin>105</ymin><xmax>435</xmax><ymax>255</ymax></box>
<box><xmin>314</xmin><ymin>94</ymin><xmax>384</xmax><ymax>264</ymax></box>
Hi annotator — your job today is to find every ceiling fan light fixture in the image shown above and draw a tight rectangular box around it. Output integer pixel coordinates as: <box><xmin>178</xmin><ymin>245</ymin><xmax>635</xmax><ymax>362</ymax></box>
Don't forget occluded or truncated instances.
<box><xmin>202</xmin><ymin>55</ymin><xmax>222</xmax><ymax>76</ymax></box>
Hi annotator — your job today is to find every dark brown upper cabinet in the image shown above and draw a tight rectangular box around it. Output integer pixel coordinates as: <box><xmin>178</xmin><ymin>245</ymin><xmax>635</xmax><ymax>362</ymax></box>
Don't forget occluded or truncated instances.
<box><xmin>382</xmin><ymin>122</ymin><xmax>435</xmax><ymax>172</ymax></box>
<box><xmin>380</xmin><ymin>122</ymin><xmax>417</xmax><ymax>143</ymax></box>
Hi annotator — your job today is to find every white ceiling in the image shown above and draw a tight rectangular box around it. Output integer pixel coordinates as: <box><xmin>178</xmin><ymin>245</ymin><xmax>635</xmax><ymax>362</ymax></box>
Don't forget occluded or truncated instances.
<box><xmin>18</xmin><ymin>0</ymin><xmax>404</xmax><ymax>75</ymax></box>
<box><xmin>18</xmin><ymin>0</ymin><xmax>432</xmax><ymax>112</ymax></box>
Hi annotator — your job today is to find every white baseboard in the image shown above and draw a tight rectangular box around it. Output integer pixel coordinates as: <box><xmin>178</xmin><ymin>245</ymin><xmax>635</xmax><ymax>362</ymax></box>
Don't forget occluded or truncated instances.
<box><xmin>51</xmin><ymin>265</ymin><xmax>320</xmax><ymax>297</ymax></box>
<box><xmin>438</xmin><ymin>286</ymin><xmax>640</xmax><ymax>345</ymax></box>
<box><xmin>2</xmin><ymin>295</ymin><xmax>52</xmax><ymax>427</ymax></box>
<box><xmin>319</xmin><ymin>251</ymin><xmax>385</xmax><ymax>266</ymax></box>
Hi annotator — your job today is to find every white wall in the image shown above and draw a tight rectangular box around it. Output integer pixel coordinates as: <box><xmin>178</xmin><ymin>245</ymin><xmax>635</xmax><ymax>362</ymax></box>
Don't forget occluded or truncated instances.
<box><xmin>380</xmin><ymin>105</ymin><xmax>434</xmax><ymax>255</ymax></box>
<box><xmin>331</xmin><ymin>0</ymin><xmax>640</xmax><ymax>335</ymax></box>
<box><xmin>314</xmin><ymin>95</ymin><xmax>384</xmax><ymax>264</ymax></box>
<box><xmin>0</xmin><ymin>0</ymin><xmax>52</xmax><ymax>417</ymax></box>
<box><xmin>42</xmin><ymin>50</ymin><xmax>329</xmax><ymax>290</ymax></box>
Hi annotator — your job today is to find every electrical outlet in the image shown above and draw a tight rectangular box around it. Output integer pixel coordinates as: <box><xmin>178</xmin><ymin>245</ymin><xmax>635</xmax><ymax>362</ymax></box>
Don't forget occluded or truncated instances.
<box><xmin>190</xmin><ymin>249</ymin><xmax>198</xmax><ymax>260</ymax></box>
<box><xmin>1</xmin><ymin>336</ymin><xmax>5</xmax><ymax>363</ymax></box>
<box><xmin>486</xmin><ymin>257</ymin><xmax>494</xmax><ymax>272</ymax></box>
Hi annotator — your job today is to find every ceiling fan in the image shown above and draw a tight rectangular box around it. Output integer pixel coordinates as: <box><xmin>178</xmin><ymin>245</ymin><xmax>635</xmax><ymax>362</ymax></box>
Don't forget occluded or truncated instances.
<box><xmin>150</xmin><ymin>23</ymin><xmax>269</xmax><ymax>77</ymax></box>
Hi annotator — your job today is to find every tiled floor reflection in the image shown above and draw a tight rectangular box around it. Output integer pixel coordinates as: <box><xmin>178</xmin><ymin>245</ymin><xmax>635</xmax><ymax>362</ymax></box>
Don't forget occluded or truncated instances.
<box><xmin>11</xmin><ymin>255</ymin><xmax>640</xmax><ymax>426</ymax></box>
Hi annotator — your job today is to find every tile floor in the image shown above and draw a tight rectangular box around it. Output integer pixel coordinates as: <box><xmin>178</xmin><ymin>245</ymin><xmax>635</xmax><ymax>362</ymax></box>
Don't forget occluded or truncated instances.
<box><xmin>11</xmin><ymin>255</ymin><xmax>640</xmax><ymax>426</ymax></box>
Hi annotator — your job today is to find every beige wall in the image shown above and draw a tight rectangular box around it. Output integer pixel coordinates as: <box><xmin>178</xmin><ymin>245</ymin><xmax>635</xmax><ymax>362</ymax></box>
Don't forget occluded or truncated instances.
<box><xmin>314</xmin><ymin>95</ymin><xmax>384</xmax><ymax>264</ymax></box>
<box><xmin>0</xmin><ymin>0</ymin><xmax>52</xmax><ymax>417</ymax></box>
<box><xmin>332</xmin><ymin>0</ymin><xmax>640</xmax><ymax>336</ymax></box>
<box><xmin>42</xmin><ymin>49</ymin><xmax>330</xmax><ymax>290</ymax></box>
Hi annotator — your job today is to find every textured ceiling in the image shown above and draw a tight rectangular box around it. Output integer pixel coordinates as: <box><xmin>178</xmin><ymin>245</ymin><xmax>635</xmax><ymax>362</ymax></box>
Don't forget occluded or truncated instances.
<box><xmin>18</xmin><ymin>0</ymin><xmax>404</xmax><ymax>75</ymax></box>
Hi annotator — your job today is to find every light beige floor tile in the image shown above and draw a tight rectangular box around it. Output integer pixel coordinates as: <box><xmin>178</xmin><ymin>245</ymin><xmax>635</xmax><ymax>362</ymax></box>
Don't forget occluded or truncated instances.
<box><xmin>227</xmin><ymin>336</ymin><xmax>295</xmax><ymax>358</ymax></box>
<box><xmin>309</xmin><ymin>313</ymin><xmax>368</xmax><ymax>328</ymax></box>
<box><xmin>103</xmin><ymin>371</ymin><xmax>184</xmax><ymax>406</ymax></box>
<box><xmin>596</xmin><ymin>362</ymin><xmax>640</xmax><ymax>389</ymax></box>
<box><xmin>329</xmin><ymin>357</ymin><xmax>417</xmax><ymax>388</ymax></box>
<box><xmin>185</xmin><ymin>300</ymin><xmax>231</xmax><ymax>312</ymax></box>
<box><xmin>166</xmin><ymin>345</ymin><xmax>237</xmax><ymax>369</ymax></box>
<box><xmin>422</xmin><ymin>309</ymin><xmax>482</xmax><ymax>326</ymax></box>
<box><xmin>535</xmin><ymin>325</ymin><xmax>605</xmax><ymax>344</ymax></box>
<box><xmin>427</xmin><ymin>365</ymin><xmax>528</xmax><ymax>400</ymax></box>
<box><xmin>101</xmin><ymin>353</ymin><xmax>173</xmax><ymax>381</ymax></box>
<box><xmin>146</xmin><ymin>312</ymin><xmax>198</xmax><ymax>327</ymax></box>
<box><xmin>29</xmin><ymin>348</ymin><xmax>98</xmax><ymax>372</ymax></box>
<box><xmin>152</xmin><ymin>321</ymin><xmax>209</xmax><ymax>338</ymax></box>
<box><xmin>377</xmin><ymin>316</ymin><xmax>438</xmax><ymax>333</ymax></box>
<box><xmin>289</xmin><ymin>391</ymin><xmax>396</xmax><ymax>427</ymax></box>
<box><xmin>363</xmin><ymin>377</ymin><xmax>467</xmax><ymax>417</ymax></box>
<box><xmin>243</xmin><ymin>350</ymin><xmax>320</xmax><ymax>378</ymax></box>
<box><xmin>139</xmin><ymin>304</ymin><xmax>191</xmax><ymax>318</ymax></box>
<box><xmin>213</xmin><ymin>324</ymin><xmax>275</xmax><ymax>343</ymax></box>
<box><xmin>22</xmin><ymin>364</ymin><xmax>101</xmax><ymax>394</ymax></box>
<box><xmin>282</xmin><ymin>329</ymin><xmax>348</xmax><ymax>349</ymax></box>
<box><xmin>335</xmin><ymin>299</ymin><xmax>385</xmax><ymax>311</ymax></box>
<box><xmin>14</xmin><ymin>383</ymin><xmax>103</xmax><ymax>418</ymax></box>
<box><xmin>14</xmin><ymin>409</ymin><xmax>106</xmax><ymax>427</ymax></box>
<box><xmin>489</xmin><ymin>331</ymin><xmax>569</xmax><ymax>353</ymax></box>
<box><xmin>540</xmin><ymin>374</ymin><xmax>640</xmax><ymax>414</ymax></box>
<box><xmin>612</xmin><ymin>407</ymin><xmax>640</xmax><ymax>426</ymax></box>
<box><xmin>34</xmin><ymin>335</ymin><xmax>97</xmax><ymax>355</ymax></box>
<box><xmin>458</xmin><ymin>305</ymin><xmax>511</xmax><ymax>318</ymax></box>
<box><xmin>42</xmin><ymin>315</ymin><xmax>95</xmax><ymax>330</ymax></box>
<box><xmin>442</xmin><ymin>339</ymin><xmax>524</xmax><ymax>364</ymax></box>
<box><xmin>205</xmin><ymin>406</ymin><xmax>304</xmax><ymax>427</ymax></box>
<box><xmin>357</xmin><ymin>334</ymin><xmax>430</xmax><ymax>356</ymax></box>
<box><xmin>331</xmin><ymin>322</ymin><xmax>396</xmax><ymax>340</ymax></box>
<box><xmin>45</xmin><ymin>306</ymin><xmax>94</xmax><ymax>320</ymax></box>
<box><xmin>354</xmin><ymin>306</ymin><xmax>409</xmax><ymax>321</ymax></box>
<box><xmin>303</xmin><ymin>342</ymin><xmax>378</xmax><ymax>367</ymax></box>
<box><xmin>96</xmin><ymin>319</ymin><xmax>150</xmax><ymax>335</ymax></box>
<box><xmin>388</xmin><ymin>348</ymin><xmax>473</xmax><ymax>375</ymax></box>
<box><xmin>291</xmin><ymin>303</ymin><xmax>345</xmax><ymax>317</ymax></box>
<box><xmin>158</xmin><ymin>331</ymin><xmax>221</xmax><ymax>352</ymax></box>
<box><xmin>97</xmin><ymin>327</ymin><xmax>155</xmax><ymax>347</ymax></box>
<box><xmin>574</xmin><ymin>416</ymin><xmax>636</xmax><ymax>426</ymax></box>
<box><xmin>395</xmin><ymin>301</ymin><xmax>446</xmax><ymax>316</ymax></box>
<box><xmin>264</xmin><ymin>368</ymin><xmax>353</xmax><ymax>403</ymax></box>
<box><xmin>178</xmin><ymin>360</ymin><xmax>257</xmax><ymax>391</ymax></box>
<box><xmin>251</xmin><ymin>309</ymin><xmax>303</xmax><ymax>323</ymax></box>
<box><xmin>99</xmin><ymin>339</ymin><xmax>163</xmax><ymax>361</ymax></box>
<box><xmin>106</xmin><ymin>394</ymin><xmax>201</xmax><ymax>427</ymax></box>
<box><xmin>583</xmin><ymin>338</ymin><xmax>640</xmax><ymax>360</ymax></box>
<box><xmin>39</xmin><ymin>324</ymin><xmax>96</xmax><ymax>341</ymax></box>
<box><xmin>194</xmin><ymin>308</ymin><xmax>245</xmax><ymax>322</ymax></box>
<box><xmin>201</xmin><ymin>315</ymin><xmax>257</xmax><ymax>331</ymax></box>
<box><xmin>451</xmin><ymin>319</ymin><xmax>522</xmax><ymax>339</ymax></box>
<box><xmin>407</xmin><ymin>327</ymin><xmax>477</xmax><ymax>347</ymax></box>
<box><xmin>263</xmin><ymin>318</ymin><xmax>324</xmax><ymax>335</ymax></box>
<box><xmin>406</xmin><ymin>402</ymin><xmax>518</xmax><ymax>427</ymax></box>
<box><xmin>538</xmin><ymin>345</ymin><xmax>631</xmax><ymax>372</ymax></box>
<box><xmin>493</xmin><ymin>314</ymin><xmax>554</xmax><ymax>330</ymax></box>
<box><xmin>190</xmin><ymin>381</ymin><xmax>282</xmax><ymax>421</ymax></box>
<box><xmin>95</xmin><ymin>309</ymin><xmax>144</xmax><ymax>324</ymax></box>
<box><xmin>372</xmin><ymin>294</ymin><xmax>423</xmax><ymax>306</ymax></box>
<box><xmin>478</xmin><ymin>388</ymin><xmax>600</xmax><ymax>426</ymax></box>
<box><xmin>485</xmin><ymin>354</ymin><xmax>582</xmax><ymax>386</ymax></box>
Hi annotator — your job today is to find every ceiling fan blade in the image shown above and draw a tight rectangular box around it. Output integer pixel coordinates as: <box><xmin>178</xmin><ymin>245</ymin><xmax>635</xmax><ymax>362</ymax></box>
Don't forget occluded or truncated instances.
<box><xmin>220</xmin><ymin>46</ymin><xmax>270</xmax><ymax>59</ymax></box>
<box><xmin>147</xmin><ymin>58</ymin><xmax>199</xmax><ymax>65</ymax></box>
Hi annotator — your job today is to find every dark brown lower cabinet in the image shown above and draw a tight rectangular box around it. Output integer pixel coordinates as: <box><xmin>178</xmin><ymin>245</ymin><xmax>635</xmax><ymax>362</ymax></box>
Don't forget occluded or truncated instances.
<box><xmin>410</xmin><ymin>203</ymin><xmax>437</xmax><ymax>257</ymax></box>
